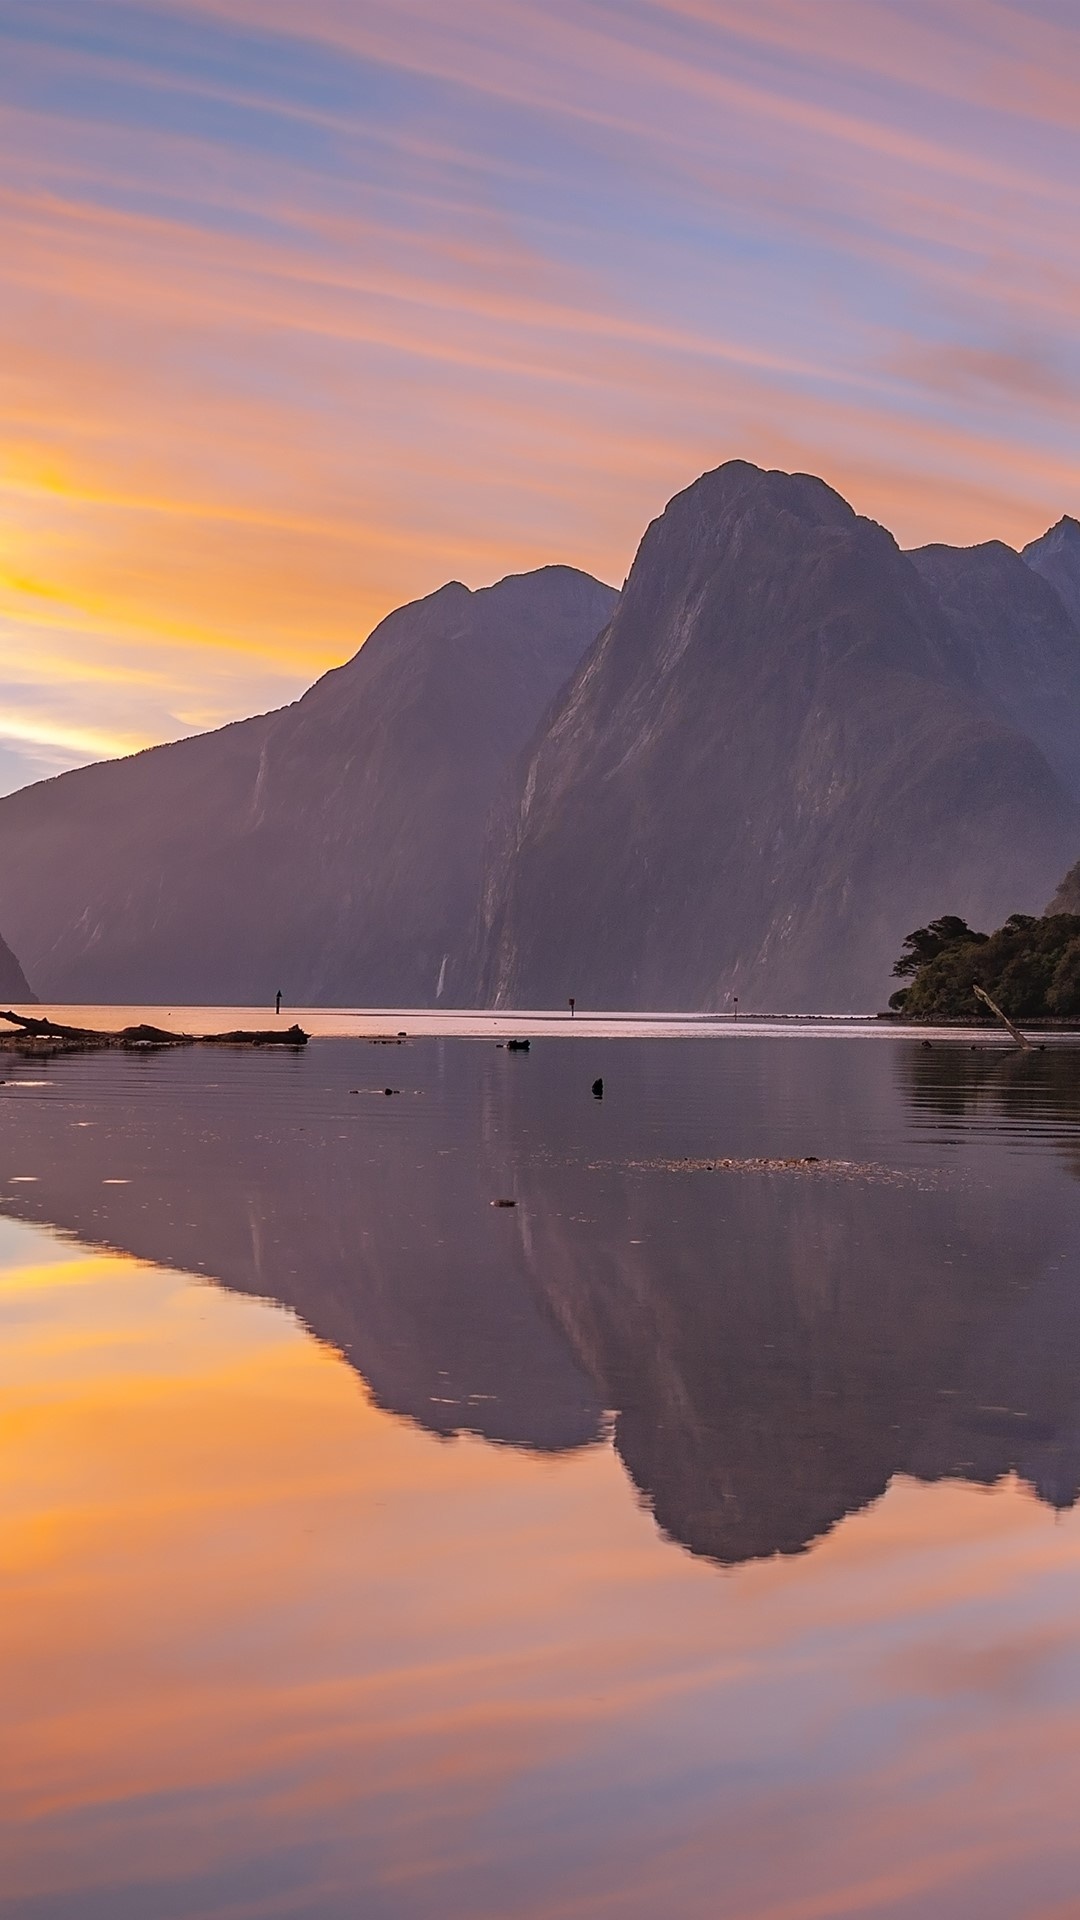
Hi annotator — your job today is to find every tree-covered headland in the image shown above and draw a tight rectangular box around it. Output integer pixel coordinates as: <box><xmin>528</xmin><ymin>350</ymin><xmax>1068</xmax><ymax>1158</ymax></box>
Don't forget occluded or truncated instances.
<box><xmin>889</xmin><ymin>913</ymin><xmax>1080</xmax><ymax>1021</ymax></box>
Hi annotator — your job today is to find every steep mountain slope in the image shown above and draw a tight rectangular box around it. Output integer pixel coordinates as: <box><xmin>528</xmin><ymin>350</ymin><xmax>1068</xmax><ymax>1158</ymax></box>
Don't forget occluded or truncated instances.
<box><xmin>0</xmin><ymin>932</ymin><xmax>35</xmax><ymax>1003</ymax></box>
<box><xmin>1049</xmin><ymin>853</ymin><xmax>1080</xmax><ymax>913</ymax></box>
<box><xmin>475</xmin><ymin>462</ymin><xmax>1080</xmax><ymax>1013</ymax></box>
<box><xmin>1019</xmin><ymin>517</ymin><xmax>1080</xmax><ymax>916</ymax></box>
<box><xmin>0</xmin><ymin>566</ymin><xmax>615</xmax><ymax>1005</ymax></box>
<box><xmin>1024</xmin><ymin>515</ymin><xmax>1080</xmax><ymax>628</ymax></box>
<box><xmin>908</xmin><ymin>538</ymin><xmax>1080</xmax><ymax>797</ymax></box>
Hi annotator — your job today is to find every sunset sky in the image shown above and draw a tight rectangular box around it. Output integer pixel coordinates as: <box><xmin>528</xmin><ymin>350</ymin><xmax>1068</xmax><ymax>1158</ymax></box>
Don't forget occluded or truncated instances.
<box><xmin>3</xmin><ymin>0</ymin><xmax>1080</xmax><ymax>791</ymax></box>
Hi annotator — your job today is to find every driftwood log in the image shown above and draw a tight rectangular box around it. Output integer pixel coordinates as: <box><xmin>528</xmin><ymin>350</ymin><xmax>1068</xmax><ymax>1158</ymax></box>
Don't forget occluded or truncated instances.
<box><xmin>971</xmin><ymin>985</ymin><xmax>1033</xmax><ymax>1052</ymax></box>
<box><xmin>0</xmin><ymin>1010</ymin><xmax>308</xmax><ymax>1053</ymax></box>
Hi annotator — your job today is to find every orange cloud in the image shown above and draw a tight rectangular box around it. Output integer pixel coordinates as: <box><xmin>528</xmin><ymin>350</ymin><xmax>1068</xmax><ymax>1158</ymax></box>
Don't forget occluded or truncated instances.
<box><xmin>1</xmin><ymin>1</ymin><xmax>1079</xmax><ymax>783</ymax></box>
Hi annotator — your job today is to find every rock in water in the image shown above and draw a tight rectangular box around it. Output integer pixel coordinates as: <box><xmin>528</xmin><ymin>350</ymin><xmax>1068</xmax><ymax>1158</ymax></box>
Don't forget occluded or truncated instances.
<box><xmin>0</xmin><ymin>567</ymin><xmax>616</xmax><ymax>1005</ymax></box>
<box><xmin>474</xmin><ymin>461</ymin><xmax>1080</xmax><ymax>1013</ymax></box>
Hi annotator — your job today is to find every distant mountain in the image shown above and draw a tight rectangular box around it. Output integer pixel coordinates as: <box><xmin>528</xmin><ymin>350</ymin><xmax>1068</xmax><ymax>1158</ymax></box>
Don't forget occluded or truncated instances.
<box><xmin>1024</xmin><ymin>515</ymin><xmax>1080</xmax><ymax>628</ymax></box>
<box><xmin>4</xmin><ymin>459</ymin><xmax>1080</xmax><ymax>1015</ymax></box>
<box><xmin>0</xmin><ymin>566</ymin><xmax>616</xmax><ymax>1005</ymax></box>
<box><xmin>474</xmin><ymin>462</ymin><xmax>1080</xmax><ymax>1013</ymax></box>
<box><xmin>908</xmin><ymin>538</ymin><xmax>1080</xmax><ymax>798</ymax></box>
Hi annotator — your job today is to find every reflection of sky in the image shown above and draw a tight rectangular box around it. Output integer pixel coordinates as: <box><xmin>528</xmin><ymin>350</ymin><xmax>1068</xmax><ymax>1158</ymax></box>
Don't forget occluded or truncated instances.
<box><xmin>2</xmin><ymin>1</ymin><xmax>1080</xmax><ymax>787</ymax></box>
<box><xmin>4</xmin><ymin>1220</ymin><xmax>1080</xmax><ymax>1917</ymax></box>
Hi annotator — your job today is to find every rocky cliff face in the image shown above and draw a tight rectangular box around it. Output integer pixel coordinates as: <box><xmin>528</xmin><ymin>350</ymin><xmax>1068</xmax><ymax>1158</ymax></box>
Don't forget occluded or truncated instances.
<box><xmin>1024</xmin><ymin>515</ymin><xmax>1080</xmax><ymax>629</ymax></box>
<box><xmin>0</xmin><ymin>566</ymin><xmax>615</xmax><ymax>1005</ymax></box>
<box><xmin>476</xmin><ymin>462</ymin><xmax>1080</xmax><ymax>1013</ymax></box>
<box><xmin>908</xmin><ymin>538</ymin><xmax>1080</xmax><ymax>798</ymax></box>
<box><xmin>1050</xmin><ymin>864</ymin><xmax>1080</xmax><ymax>913</ymax></box>
<box><xmin>0</xmin><ymin>931</ymin><xmax>35</xmax><ymax>1003</ymax></box>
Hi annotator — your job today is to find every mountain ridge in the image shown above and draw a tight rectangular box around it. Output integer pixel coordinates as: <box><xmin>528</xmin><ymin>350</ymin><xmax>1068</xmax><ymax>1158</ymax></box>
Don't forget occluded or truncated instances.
<box><xmin>0</xmin><ymin>564</ymin><xmax>616</xmax><ymax>1005</ymax></box>
<box><xmin>3</xmin><ymin>461</ymin><xmax>1080</xmax><ymax>1011</ymax></box>
<box><xmin>473</xmin><ymin>461</ymin><xmax>1080</xmax><ymax>1012</ymax></box>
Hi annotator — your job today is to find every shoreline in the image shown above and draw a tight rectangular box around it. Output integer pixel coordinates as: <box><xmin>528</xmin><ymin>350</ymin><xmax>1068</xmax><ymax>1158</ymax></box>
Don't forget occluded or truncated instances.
<box><xmin>7</xmin><ymin>1003</ymin><xmax>1080</xmax><ymax>1045</ymax></box>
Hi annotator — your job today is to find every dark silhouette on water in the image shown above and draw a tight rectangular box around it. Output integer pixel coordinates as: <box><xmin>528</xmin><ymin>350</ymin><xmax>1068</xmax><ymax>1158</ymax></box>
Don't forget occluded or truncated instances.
<box><xmin>0</xmin><ymin>1009</ymin><xmax>308</xmax><ymax>1052</ymax></box>
<box><xmin>275</xmin><ymin>989</ymin><xmax>282</xmax><ymax>1015</ymax></box>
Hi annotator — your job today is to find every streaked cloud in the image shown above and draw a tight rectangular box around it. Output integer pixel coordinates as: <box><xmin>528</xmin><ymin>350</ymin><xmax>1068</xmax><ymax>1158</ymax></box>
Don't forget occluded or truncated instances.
<box><xmin>1</xmin><ymin>0</ymin><xmax>1079</xmax><ymax>786</ymax></box>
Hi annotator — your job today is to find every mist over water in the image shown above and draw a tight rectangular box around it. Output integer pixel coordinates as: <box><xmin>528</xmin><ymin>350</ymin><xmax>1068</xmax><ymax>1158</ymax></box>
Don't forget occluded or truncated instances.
<box><xmin>3</xmin><ymin>1031</ymin><xmax>1080</xmax><ymax>1917</ymax></box>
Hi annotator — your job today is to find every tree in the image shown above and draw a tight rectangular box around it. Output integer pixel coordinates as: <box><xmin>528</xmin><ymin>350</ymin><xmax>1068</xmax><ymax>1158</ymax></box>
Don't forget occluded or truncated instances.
<box><xmin>892</xmin><ymin>916</ymin><xmax>987</xmax><ymax>978</ymax></box>
<box><xmin>890</xmin><ymin>911</ymin><xmax>1080</xmax><ymax>1022</ymax></box>
<box><xmin>1048</xmin><ymin>936</ymin><xmax>1080</xmax><ymax>1016</ymax></box>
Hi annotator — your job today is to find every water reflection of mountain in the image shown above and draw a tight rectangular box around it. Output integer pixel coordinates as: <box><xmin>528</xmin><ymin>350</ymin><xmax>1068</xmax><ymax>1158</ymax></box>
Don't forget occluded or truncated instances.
<box><xmin>515</xmin><ymin>1153</ymin><xmax>1080</xmax><ymax>1562</ymax></box>
<box><xmin>3</xmin><ymin>1037</ymin><xmax>1080</xmax><ymax>1566</ymax></box>
<box><xmin>0</xmin><ymin>1046</ymin><xmax>602</xmax><ymax>1454</ymax></box>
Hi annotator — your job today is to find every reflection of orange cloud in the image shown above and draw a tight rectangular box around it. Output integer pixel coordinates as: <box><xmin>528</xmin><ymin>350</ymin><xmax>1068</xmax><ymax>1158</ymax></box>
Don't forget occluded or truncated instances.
<box><xmin>4</xmin><ymin>1239</ymin><xmax>1080</xmax><ymax>1917</ymax></box>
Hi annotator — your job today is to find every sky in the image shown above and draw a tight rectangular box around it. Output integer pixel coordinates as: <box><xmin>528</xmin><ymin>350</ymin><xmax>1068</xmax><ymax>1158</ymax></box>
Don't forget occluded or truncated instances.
<box><xmin>2</xmin><ymin>2</ymin><xmax>1080</xmax><ymax>793</ymax></box>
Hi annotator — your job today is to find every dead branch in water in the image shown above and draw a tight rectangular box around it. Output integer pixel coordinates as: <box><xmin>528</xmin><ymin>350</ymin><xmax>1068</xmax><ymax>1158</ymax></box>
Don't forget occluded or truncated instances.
<box><xmin>0</xmin><ymin>1010</ymin><xmax>308</xmax><ymax>1053</ymax></box>
<box><xmin>971</xmin><ymin>985</ymin><xmax>1033</xmax><ymax>1052</ymax></box>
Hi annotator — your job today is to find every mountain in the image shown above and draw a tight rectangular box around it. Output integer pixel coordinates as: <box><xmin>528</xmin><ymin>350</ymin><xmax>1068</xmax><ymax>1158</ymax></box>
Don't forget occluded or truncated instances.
<box><xmin>4</xmin><ymin>459</ymin><xmax>1080</xmax><ymax>1016</ymax></box>
<box><xmin>474</xmin><ymin>461</ymin><xmax>1080</xmax><ymax>1013</ymax></box>
<box><xmin>1016</xmin><ymin>518</ymin><xmax>1080</xmax><ymax>915</ymax></box>
<box><xmin>1050</xmin><ymin>860</ymin><xmax>1080</xmax><ymax>913</ymax></box>
<box><xmin>0</xmin><ymin>931</ymin><xmax>35</xmax><ymax>1003</ymax></box>
<box><xmin>1024</xmin><ymin>515</ymin><xmax>1080</xmax><ymax>628</ymax></box>
<box><xmin>908</xmin><ymin>538</ymin><xmax>1080</xmax><ymax>797</ymax></box>
<box><xmin>0</xmin><ymin>566</ymin><xmax>616</xmax><ymax>1005</ymax></box>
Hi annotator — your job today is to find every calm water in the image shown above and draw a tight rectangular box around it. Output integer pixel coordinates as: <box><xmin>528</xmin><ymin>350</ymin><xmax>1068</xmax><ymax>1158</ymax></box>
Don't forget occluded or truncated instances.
<box><xmin>3</xmin><ymin>1025</ymin><xmax>1080</xmax><ymax>1918</ymax></box>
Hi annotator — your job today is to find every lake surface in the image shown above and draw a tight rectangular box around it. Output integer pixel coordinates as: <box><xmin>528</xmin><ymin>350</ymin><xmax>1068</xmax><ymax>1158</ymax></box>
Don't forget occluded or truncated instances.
<box><xmin>3</xmin><ymin>1025</ymin><xmax>1080</xmax><ymax>1918</ymax></box>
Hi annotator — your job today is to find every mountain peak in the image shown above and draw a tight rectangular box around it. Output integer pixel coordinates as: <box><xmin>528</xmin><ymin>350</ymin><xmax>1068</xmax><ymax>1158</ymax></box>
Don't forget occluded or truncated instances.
<box><xmin>476</xmin><ymin>461</ymin><xmax>1079</xmax><ymax>1014</ymax></box>
<box><xmin>477</xmin><ymin>563</ymin><xmax>617</xmax><ymax>611</ymax></box>
<box><xmin>661</xmin><ymin>459</ymin><xmax>857</xmax><ymax>533</ymax></box>
<box><xmin>622</xmin><ymin>461</ymin><xmax>866</xmax><ymax>607</ymax></box>
<box><xmin>0</xmin><ymin>563</ymin><xmax>617</xmax><ymax>1005</ymax></box>
<box><xmin>1022</xmin><ymin>515</ymin><xmax>1080</xmax><ymax>564</ymax></box>
<box><xmin>1023</xmin><ymin>514</ymin><xmax>1080</xmax><ymax>627</ymax></box>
